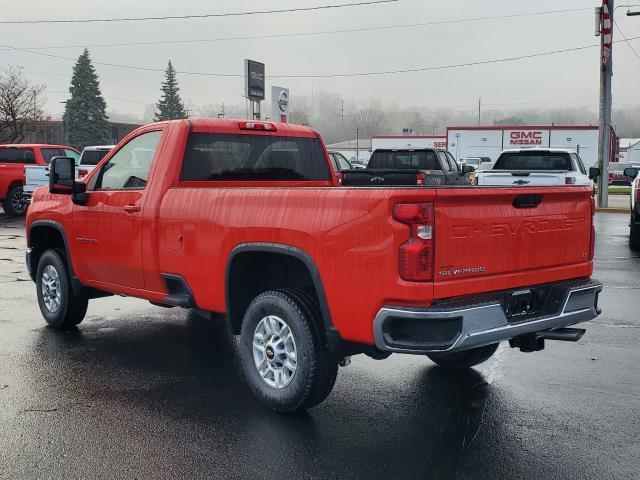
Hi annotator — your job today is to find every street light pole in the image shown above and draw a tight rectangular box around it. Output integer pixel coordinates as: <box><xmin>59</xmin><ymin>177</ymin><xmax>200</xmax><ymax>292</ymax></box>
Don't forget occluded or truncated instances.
<box><xmin>596</xmin><ymin>0</ymin><xmax>614</xmax><ymax>208</ymax></box>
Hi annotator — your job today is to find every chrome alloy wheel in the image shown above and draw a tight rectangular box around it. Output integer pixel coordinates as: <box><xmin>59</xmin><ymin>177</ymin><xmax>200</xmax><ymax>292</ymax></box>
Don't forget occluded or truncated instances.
<box><xmin>252</xmin><ymin>315</ymin><xmax>298</xmax><ymax>389</ymax></box>
<box><xmin>41</xmin><ymin>265</ymin><xmax>61</xmax><ymax>313</ymax></box>
<box><xmin>10</xmin><ymin>189</ymin><xmax>26</xmax><ymax>215</ymax></box>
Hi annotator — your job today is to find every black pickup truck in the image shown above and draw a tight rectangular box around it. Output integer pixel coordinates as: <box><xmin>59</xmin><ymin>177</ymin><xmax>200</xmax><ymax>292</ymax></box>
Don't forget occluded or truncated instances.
<box><xmin>362</xmin><ymin>148</ymin><xmax>472</xmax><ymax>186</ymax></box>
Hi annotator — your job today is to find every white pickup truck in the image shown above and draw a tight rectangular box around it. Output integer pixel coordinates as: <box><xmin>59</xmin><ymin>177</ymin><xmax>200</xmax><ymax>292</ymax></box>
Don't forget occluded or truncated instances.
<box><xmin>24</xmin><ymin>145</ymin><xmax>114</xmax><ymax>198</ymax></box>
<box><xmin>475</xmin><ymin>148</ymin><xmax>600</xmax><ymax>186</ymax></box>
<box><xmin>624</xmin><ymin>165</ymin><xmax>640</xmax><ymax>250</ymax></box>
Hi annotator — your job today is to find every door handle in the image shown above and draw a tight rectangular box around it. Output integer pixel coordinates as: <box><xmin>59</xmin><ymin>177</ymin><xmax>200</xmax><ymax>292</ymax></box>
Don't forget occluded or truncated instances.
<box><xmin>123</xmin><ymin>204</ymin><xmax>141</xmax><ymax>213</ymax></box>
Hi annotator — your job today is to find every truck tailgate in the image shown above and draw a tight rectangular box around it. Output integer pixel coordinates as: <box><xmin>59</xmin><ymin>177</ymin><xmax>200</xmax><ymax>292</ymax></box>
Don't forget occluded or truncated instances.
<box><xmin>477</xmin><ymin>171</ymin><xmax>566</xmax><ymax>186</ymax></box>
<box><xmin>24</xmin><ymin>165</ymin><xmax>49</xmax><ymax>195</ymax></box>
<box><xmin>433</xmin><ymin>186</ymin><xmax>593</xmax><ymax>299</ymax></box>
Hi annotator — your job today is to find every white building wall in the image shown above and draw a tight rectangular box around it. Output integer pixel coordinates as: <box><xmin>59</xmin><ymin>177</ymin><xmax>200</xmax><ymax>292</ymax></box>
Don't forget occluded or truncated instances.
<box><xmin>447</xmin><ymin>127</ymin><xmax>600</xmax><ymax>168</ymax></box>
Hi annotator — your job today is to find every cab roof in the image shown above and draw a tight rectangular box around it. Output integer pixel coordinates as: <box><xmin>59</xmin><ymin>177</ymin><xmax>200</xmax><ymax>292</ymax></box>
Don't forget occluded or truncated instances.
<box><xmin>163</xmin><ymin>118</ymin><xmax>320</xmax><ymax>138</ymax></box>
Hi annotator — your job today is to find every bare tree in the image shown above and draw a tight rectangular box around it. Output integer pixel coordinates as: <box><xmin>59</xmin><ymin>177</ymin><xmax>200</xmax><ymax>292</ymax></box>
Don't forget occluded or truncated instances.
<box><xmin>350</xmin><ymin>105</ymin><xmax>388</xmax><ymax>139</ymax></box>
<box><xmin>0</xmin><ymin>65</ymin><xmax>46</xmax><ymax>143</ymax></box>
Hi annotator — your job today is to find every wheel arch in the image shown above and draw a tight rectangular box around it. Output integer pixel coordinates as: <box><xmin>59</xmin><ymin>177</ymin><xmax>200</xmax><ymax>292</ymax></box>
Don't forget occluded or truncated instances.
<box><xmin>28</xmin><ymin>220</ymin><xmax>82</xmax><ymax>295</ymax></box>
<box><xmin>225</xmin><ymin>243</ymin><xmax>336</xmax><ymax>338</ymax></box>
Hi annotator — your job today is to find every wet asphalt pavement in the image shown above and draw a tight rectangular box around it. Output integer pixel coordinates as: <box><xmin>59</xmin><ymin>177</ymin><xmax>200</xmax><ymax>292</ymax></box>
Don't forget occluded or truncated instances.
<box><xmin>0</xmin><ymin>211</ymin><xmax>638</xmax><ymax>480</ymax></box>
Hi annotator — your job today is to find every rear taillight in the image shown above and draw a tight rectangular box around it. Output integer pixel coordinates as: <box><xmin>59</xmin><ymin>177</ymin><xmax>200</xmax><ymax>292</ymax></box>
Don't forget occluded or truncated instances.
<box><xmin>636</xmin><ymin>179</ymin><xmax>640</xmax><ymax>203</ymax></box>
<box><xmin>336</xmin><ymin>172</ymin><xmax>343</xmax><ymax>185</ymax></box>
<box><xmin>565</xmin><ymin>177</ymin><xmax>576</xmax><ymax>185</ymax></box>
<box><xmin>393</xmin><ymin>202</ymin><xmax>434</xmax><ymax>282</ymax></box>
<box><xmin>416</xmin><ymin>173</ymin><xmax>425</xmax><ymax>186</ymax></box>
<box><xmin>472</xmin><ymin>175</ymin><xmax>478</xmax><ymax>186</ymax></box>
<box><xmin>78</xmin><ymin>169</ymin><xmax>88</xmax><ymax>178</ymax></box>
<box><xmin>589</xmin><ymin>195</ymin><xmax>595</xmax><ymax>260</ymax></box>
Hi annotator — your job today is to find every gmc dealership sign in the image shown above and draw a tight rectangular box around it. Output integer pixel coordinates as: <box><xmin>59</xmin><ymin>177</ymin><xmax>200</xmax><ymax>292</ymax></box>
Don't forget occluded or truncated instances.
<box><xmin>509</xmin><ymin>131</ymin><xmax>544</xmax><ymax>146</ymax></box>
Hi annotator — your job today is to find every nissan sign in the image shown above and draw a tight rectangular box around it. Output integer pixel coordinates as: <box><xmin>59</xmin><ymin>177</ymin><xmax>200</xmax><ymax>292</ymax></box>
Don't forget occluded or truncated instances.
<box><xmin>271</xmin><ymin>86</ymin><xmax>290</xmax><ymax>123</ymax></box>
<box><xmin>244</xmin><ymin>59</ymin><xmax>265</xmax><ymax>101</ymax></box>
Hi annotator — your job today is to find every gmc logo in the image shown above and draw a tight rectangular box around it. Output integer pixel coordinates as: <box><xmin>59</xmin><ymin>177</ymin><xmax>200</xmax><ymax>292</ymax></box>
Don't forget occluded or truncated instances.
<box><xmin>510</xmin><ymin>131</ymin><xmax>543</xmax><ymax>145</ymax></box>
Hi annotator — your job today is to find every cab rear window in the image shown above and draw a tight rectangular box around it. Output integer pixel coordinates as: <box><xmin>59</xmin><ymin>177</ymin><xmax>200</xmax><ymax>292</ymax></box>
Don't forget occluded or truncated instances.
<box><xmin>180</xmin><ymin>133</ymin><xmax>330</xmax><ymax>181</ymax></box>
<box><xmin>494</xmin><ymin>152</ymin><xmax>572</xmax><ymax>171</ymax></box>
<box><xmin>368</xmin><ymin>150</ymin><xmax>439</xmax><ymax>170</ymax></box>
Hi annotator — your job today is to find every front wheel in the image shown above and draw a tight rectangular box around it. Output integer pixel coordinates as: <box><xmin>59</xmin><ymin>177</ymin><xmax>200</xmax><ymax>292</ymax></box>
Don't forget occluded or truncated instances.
<box><xmin>427</xmin><ymin>343</ymin><xmax>500</xmax><ymax>370</ymax></box>
<box><xmin>239</xmin><ymin>289</ymin><xmax>338</xmax><ymax>413</ymax></box>
<box><xmin>36</xmin><ymin>250</ymin><xmax>88</xmax><ymax>329</ymax></box>
<box><xmin>2</xmin><ymin>185</ymin><xmax>27</xmax><ymax>217</ymax></box>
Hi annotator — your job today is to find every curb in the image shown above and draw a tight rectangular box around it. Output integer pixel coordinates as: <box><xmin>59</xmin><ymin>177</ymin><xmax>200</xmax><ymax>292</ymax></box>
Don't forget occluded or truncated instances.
<box><xmin>595</xmin><ymin>208</ymin><xmax>629</xmax><ymax>214</ymax></box>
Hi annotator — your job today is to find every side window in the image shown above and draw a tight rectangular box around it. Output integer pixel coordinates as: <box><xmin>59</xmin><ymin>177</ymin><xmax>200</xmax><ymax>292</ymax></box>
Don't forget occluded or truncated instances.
<box><xmin>445</xmin><ymin>152</ymin><xmax>460</xmax><ymax>172</ymax></box>
<box><xmin>438</xmin><ymin>151</ymin><xmax>452</xmax><ymax>172</ymax></box>
<box><xmin>40</xmin><ymin>148</ymin><xmax>64</xmax><ymax>164</ymax></box>
<box><xmin>335</xmin><ymin>153</ymin><xmax>351</xmax><ymax>170</ymax></box>
<box><xmin>64</xmin><ymin>149</ymin><xmax>81</xmax><ymax>164</ymax></box>
<box><xmin>0</xmin><ymin>148</ymin><xmax>35</xmax><ymax>164</ymax></box>
<box><xmin>573</xmin><ymin>153</ymin><xmax>587</xmax><ymax>174</ymax></box>
<box><xmin>93</xmin><ymin>131</ymin><xmax>162</xmax><ymax>190</ymax></box>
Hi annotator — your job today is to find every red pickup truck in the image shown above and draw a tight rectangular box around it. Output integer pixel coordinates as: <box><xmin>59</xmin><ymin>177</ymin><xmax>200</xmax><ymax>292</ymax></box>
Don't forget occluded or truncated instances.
<box><xmin>0</xmin><ymin>144</ymin><xmax>79</xmax><ymax>217</ymax></box>
<box><xmin>25</xmin><ymin>119</ymin><xmax>602</xmax><ymax>412</ymax></box>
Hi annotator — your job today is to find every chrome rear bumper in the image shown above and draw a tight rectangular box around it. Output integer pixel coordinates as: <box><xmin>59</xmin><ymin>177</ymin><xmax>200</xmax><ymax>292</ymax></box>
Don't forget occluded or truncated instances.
<box><xmin>373</xmin><ymin>278</ymin><xmax>602</xmax><ymax>354</ymax></box>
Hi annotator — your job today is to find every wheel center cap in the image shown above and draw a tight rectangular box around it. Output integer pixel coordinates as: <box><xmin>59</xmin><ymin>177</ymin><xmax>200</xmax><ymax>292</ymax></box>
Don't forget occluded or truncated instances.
<box><xmin>265</xmin><ymin>345</ymin><xmax>275</xmax><ymax>360</ymax></box>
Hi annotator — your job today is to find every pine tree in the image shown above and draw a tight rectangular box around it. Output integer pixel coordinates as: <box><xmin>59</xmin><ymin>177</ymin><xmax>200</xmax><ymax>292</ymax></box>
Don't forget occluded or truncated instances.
<box><xmin>63</xmin><ymin>49</ymin><xmax>111</xmax><ymax>150</ymax></box>
<box><xmin>154</xmin><ymin>61</ymin><xmax>186</xmax><ymax>121</ymax></box>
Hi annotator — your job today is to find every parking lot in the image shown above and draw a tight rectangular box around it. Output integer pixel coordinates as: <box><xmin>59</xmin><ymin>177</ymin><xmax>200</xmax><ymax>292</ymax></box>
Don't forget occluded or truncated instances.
<box><xmin>0</xmin><ymin>208</ymin><xmax>638</xmax><ymax>480</ymax></box>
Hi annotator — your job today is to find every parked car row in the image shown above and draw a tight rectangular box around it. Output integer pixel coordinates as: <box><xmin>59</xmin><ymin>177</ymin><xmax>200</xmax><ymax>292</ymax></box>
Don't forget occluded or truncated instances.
<box><xmin>0</xmin><ymin>144</ymin><xmax>115</xmax><ymax>216</ymax></box>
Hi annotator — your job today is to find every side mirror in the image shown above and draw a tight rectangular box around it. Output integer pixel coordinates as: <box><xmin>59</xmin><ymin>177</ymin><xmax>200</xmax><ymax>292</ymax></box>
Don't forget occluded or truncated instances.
<box><xmin>49</xmin><ymin>157</ymin><xmax>76</xmax><ymax>194</ymax></box>
<box><xmin>461</xmin><ymin>165</ymin><xmax>475</xmax><ymax>174</ymax></box>
<box><xmin>623</xmin><ymin>167</ymin><xmax>639</xmax><ymax>178</ymax></box>
<box><xmin>588</xmin><ymin>167</ymin><xmax>601</xmax><ymax>181</ymax></box>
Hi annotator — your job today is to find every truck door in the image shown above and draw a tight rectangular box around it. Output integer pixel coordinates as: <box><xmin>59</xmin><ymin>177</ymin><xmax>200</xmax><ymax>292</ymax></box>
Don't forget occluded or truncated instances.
<box><xmin>71</xmin><ymin>130</ymin><xmax>163</xmax><ymax>289</ymax></box>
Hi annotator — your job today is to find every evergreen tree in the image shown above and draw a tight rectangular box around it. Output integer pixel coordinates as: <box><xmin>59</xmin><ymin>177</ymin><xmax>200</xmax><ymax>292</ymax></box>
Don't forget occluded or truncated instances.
<box><xmin>63</xmin><ymin>49</ymin><xmax>111</xmax><ymax>149</ymax></box>
<box><xmin>154</xmin><ymin>61</ymin><xmax>186</xmax><ymax>121</ymax></box>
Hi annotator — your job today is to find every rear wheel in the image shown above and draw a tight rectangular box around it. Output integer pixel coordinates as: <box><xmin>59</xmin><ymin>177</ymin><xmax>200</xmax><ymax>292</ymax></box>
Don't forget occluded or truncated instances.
<box><xmin>239</xmin><ymin>289</ymin><xmax>338</xmax><ymax>413</ymax></box>
<box><xmin>427</xmin><ymin>343</ymin><xmax>499</xmax><ymax>370</ymax></box>
<box><xmin>36</xmin><ymin>250</ymin><xmax>88</xmax><ymax>329</ymax></box>
<box><xmin>630</xmin><ymin>217</ymin><xmax>640</xmax><ymax>251</ymax></box>
<box><xmin>2</xmin><ymin>185</ymin><xmax>27</xmax><ymax>217</ymax></box>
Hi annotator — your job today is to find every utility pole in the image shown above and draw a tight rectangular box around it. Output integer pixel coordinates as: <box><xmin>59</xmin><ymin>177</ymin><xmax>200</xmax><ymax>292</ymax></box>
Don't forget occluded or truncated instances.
<box><xmin>217</xmin><ymin>102</ymin><xmax>226</xmax><ymax>118</ymax></box>
<box><xmin>477</xmin><ymin>98</ymin><xmax>481</xmax><ymax>126</ymax></box>
<box><xmin>596</xmin><ymin>0</ymin><xmax>614</xmax><ymax>208</ymax></box>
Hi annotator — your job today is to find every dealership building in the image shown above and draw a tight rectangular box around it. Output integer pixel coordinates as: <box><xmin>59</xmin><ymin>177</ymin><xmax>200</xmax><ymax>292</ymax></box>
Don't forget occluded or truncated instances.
<box><xmin>446</xmin><ymin>125</ymin><xmax>617</xmax><ymax>169</ymax></box>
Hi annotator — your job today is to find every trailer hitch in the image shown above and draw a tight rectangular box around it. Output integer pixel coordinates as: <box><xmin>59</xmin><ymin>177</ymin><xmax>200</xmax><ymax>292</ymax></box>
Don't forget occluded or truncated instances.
<box><xmin>509</xmin><ymin>328</ymin><xmax>586</xmax><ymax>353</ymax></box>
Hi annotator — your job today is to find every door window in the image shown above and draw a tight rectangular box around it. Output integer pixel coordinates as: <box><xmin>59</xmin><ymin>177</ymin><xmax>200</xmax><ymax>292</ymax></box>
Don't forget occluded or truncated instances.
<box><xmin>93</xmin><ymin>131</ymin><xmax>162</xmax><ymax>190</ymax></box>
<box><xmin>438</xmin><ymin>151</ymin><xmax>452</xmax><ymax>172</ymax></box>
<box><xmin>446</xmin><ymin>152</ymin><xmax>460</xmax><ymax>172</ymax></box>
<box><xmin>0</xmin><ymin>147</ymin><xmax>35</xmax><ymax>164</ymax></box>
<box><xmin>41</xmin><ymin>148</ymin><xmax>65</xmax><ymax>164</ymax></box>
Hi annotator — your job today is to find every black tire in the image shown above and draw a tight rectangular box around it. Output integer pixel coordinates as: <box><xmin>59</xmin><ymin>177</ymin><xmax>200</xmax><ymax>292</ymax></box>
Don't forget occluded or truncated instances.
<box><xmin>630</xmin><ymin>217</ymin><xmax>640</xmax><ymax>251</ymax></box>
<box><xmin>427</xmin><ymin>343</ymin><xmax>500</xmax><ymax>370</ymax></box>
<box><xmin>240</xmin><ymin>289</ymin><xmax>338</xmax><ymax>413</ymax></box>
<box><xmin>2</xmin><ymin>185</ymin><xmax>27</xmax><ymax>217</ymax></box>
<box><xmin>36</xmin><ymin>249</ymin><xmax>88</xmax><ymax>329</ymax></box>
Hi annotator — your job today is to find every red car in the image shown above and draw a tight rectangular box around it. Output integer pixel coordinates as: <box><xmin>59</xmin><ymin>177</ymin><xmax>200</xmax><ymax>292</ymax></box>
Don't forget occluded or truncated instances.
<box><xmin>25</xmin><ymin>119</ymin><xmax>602</xmax><ymax>412</ymax></box>
<box><xmin>0</xmin><ymin>144</ymin><xmax>79</xmax><ymax>216</ymax></box>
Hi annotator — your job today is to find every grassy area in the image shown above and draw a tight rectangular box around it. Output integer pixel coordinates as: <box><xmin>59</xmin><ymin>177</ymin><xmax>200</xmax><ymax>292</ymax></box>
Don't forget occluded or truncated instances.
<box><xmin>593</xmin><ymin>186</ymin><xmax>631</xmax><ymax>195</ymax></box>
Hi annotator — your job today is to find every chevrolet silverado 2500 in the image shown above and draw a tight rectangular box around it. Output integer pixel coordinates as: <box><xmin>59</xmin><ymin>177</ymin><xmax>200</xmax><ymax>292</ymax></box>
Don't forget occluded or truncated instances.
<box><xmin>26</xmin><ymin>119</ymin><xmax>602</xmax><ymax>412</ymax></box>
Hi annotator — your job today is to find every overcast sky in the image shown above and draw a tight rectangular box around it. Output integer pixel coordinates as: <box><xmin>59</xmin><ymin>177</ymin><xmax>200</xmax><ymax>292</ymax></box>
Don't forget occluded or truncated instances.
<box><xmin>2</xmin><ymin>0</ymin><xmax>639</xmax><ymax>119</ymax></box>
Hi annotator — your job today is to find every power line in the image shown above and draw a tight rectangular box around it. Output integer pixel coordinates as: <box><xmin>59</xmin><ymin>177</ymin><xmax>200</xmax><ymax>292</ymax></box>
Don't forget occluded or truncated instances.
<box><xmin>0</xmin><ymin>7</ymin><xmax>593</xmax><ymax>50</ymax></box>
<box><xmin>3</xmin><ymin>35</ymin><xmax>640</xmax><ymax>79</ymax></box>
<box><xmin>613</xmin><ymin>18</ymin><xmax>640</xmax><ymax>60</ymax></box>
<box><xmin>0</xmin><ymin>0</ymin><xmax>399</xmax><ymax>24</ymax></box>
